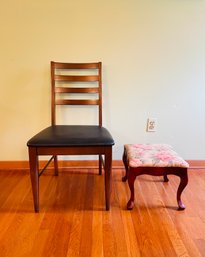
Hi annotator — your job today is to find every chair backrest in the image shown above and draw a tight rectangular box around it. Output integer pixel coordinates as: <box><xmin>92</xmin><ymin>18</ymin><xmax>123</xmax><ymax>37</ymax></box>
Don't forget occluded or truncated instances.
<box><xmin>51</xmin><ymin>61</ymin><xmax>102</xmax><ymax>126</ymax></box>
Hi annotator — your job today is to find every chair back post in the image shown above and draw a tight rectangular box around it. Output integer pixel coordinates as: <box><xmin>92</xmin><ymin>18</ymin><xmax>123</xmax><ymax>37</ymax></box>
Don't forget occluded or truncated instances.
<box><xmin>98</xmin><ymin>62</ymin><xmax>102</xmax><ymax>127</ymax></box>
<box><xmin>51</xmin><ymin>61</ymin><xmax>56</xmax><ymax>125</ymax></box>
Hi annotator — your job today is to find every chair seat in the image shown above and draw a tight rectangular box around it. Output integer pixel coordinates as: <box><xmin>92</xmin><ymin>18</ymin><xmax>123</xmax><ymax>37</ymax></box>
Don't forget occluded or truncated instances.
<box><xmin>27</xmin><ymin>125</ymin><xmax>114</xmax><ymax>147</ymax></box>
<box><xmin>125</xmin><ymin>144</ymin><xmax>189</xmax><ymax>168</ymax></box>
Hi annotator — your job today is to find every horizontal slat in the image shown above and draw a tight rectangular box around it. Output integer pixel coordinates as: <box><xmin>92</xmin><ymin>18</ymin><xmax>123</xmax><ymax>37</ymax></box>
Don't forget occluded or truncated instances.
<box><xmin>55</xmin><ymin>87</ymin><xmax>99</xmax><ymax>93</ymax></box>
<box><xmin>54</xmin><ymin>75</ymin><xmax>99</xmax><ymax>82</ymax></box>
<box><xmin>55</xmin><ymin>99</ymin><xmax>99</xmax><ymax>105</ymax></box>
<box><xmin>52</xmin><ymin>62</ymin><xmax>101</xmax><ymax>69</ymax></box>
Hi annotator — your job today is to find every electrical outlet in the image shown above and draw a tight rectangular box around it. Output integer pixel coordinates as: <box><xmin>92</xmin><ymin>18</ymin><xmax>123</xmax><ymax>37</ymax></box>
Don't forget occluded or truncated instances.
<box><xmin>147</xmin><ymin>118</ymin><xmax>157</xmax><ymax>132</ymax></box>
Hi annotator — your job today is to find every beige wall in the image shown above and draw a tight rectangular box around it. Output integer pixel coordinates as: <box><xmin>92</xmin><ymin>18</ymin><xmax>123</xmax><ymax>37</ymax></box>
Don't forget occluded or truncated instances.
<box><xmin>1</xmin><ymin>0</ymin><xmax>205</xmax><ymax>160</ymax></box>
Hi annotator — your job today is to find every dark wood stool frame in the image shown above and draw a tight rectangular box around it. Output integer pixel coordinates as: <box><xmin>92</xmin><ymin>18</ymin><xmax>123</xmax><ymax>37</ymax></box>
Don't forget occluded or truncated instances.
<box><xmin>122</xmin><ymin>148</ymin><xmax>188</xmax><ymax>210</ymax></box>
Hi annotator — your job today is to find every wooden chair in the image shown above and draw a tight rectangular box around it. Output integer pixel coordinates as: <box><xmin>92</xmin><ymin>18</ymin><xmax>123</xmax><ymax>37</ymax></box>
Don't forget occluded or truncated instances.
<box><xmin>27</xmin><ymin>61</ymin><xmax>114</xmax><ymax>212</ymax></box>
<box><xmin>122</xmin><ymin>144</ymin><xmax>189</xmax><ymax>210</ymax></box>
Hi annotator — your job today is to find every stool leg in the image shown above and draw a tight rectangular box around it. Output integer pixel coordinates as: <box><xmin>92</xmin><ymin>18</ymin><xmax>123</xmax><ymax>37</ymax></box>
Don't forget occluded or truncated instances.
<box><xmin>122</xmin><ymin>149</ymin><xmax>128</xmax><ymax>182</ymax></box>
<box><xmin>127</xmin><ymin>170</ymin><xmax>137</xmax><ymax>210</ymax></box>
<box><xmin>164</xmin><ymin>174</ymin><xmax>169</xmax><ymax>182</ymax></box>
<box><xmin>177</xmin><ymin>169</ymin><xmax>188</xmax><ymax>210</ymax></box>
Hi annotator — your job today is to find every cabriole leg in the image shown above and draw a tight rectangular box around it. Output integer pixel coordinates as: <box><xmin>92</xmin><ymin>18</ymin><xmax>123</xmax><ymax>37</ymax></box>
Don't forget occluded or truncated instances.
<box><xmin>177</xmin><ymin>168</ymin><xmax>188</xmax><ymax>210</ymax></box>
<box><xmin>122</xmin><ymin>148</ymin><xmax>128</xmax><ymax>182</ymax></box>
<box><xmin>127</xmin><ymin>169</ymin><xmax>137</xmax><ymax>210</ymax></box>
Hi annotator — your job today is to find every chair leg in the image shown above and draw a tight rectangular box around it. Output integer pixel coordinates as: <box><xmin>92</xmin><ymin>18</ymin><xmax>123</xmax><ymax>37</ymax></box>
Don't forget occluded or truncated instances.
<box><xmin>99</xmin><ymin>154</ymin><xmax>102</xmax><ymax>175</ymax></box>
<box><xmin>28</xmin><ymin>147</ymin><xmax>40</xmax><ymax>212</ymax></box>
<box><xmin>177</xmin><ymin>169</ymin><xmax>188</xmax><ymax>210</ymax></box>
<box><xmin>54</xmin><ymin>155</ymin><xmax>58</xmax><ymax>176</ymax></box>
<box><xmin>104</xmin><ymin>148</ymin><xmax>112</xmax><ymax>210</ymax></box>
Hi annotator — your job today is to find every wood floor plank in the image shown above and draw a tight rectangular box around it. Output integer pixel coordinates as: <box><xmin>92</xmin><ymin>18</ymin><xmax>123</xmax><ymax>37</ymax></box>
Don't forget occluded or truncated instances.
<box><xmin>91</xmin><ymin>173</ymin><xmax>103</xmax><ymax>257</ymax></box>
<box><xmin>0</xmin><ymin>169</ymin><xmax>204</xmax><ymax>257</ymax></box>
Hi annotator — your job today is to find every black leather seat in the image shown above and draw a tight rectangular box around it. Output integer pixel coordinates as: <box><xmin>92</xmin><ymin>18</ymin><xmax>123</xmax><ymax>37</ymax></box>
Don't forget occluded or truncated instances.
<box><xmin>27</xmin><ymin>125</ymin><xmax>114</xmax><ymax>147</ymax></box>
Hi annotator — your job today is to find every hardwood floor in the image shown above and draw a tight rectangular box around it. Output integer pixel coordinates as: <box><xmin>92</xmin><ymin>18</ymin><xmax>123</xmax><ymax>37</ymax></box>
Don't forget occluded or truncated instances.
<box><xmin>0</xmin><ymin>168</ymin><xmax>205</xmax><ymax>257</ymax></box>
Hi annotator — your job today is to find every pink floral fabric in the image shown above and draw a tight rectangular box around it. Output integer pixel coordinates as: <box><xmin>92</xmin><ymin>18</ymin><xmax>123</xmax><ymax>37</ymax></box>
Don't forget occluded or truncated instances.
<box><xmin>125</xmin><ymin>144</ymin><xmax>189</xmax><ymax>168</ymax></box>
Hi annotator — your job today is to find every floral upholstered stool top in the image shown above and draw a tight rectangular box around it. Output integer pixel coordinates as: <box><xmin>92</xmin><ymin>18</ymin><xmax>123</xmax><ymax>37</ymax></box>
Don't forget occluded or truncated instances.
<box><xmin>122</xmin><ymin>144</ymin><xmax>189</xmax><ymax>210</ymax></box>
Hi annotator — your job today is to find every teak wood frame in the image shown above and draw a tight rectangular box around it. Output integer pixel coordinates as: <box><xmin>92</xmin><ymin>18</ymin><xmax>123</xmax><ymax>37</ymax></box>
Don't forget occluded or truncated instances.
<box><xmin>29</xmin><ymin>145</ymin><xmax>112</xmax><ymax>212</ymax></box>
<box><xmin>28</xmin><ymin>62</ymin><xmax>113</xmax><ymax>212</ymax></box>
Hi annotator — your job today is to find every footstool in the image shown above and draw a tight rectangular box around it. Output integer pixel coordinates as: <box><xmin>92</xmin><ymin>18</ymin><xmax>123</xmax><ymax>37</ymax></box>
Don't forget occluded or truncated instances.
<box><xmin>122</xmin><ymin>144</ymin><xmax>189</xmax><ymax>210</ymax></box>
